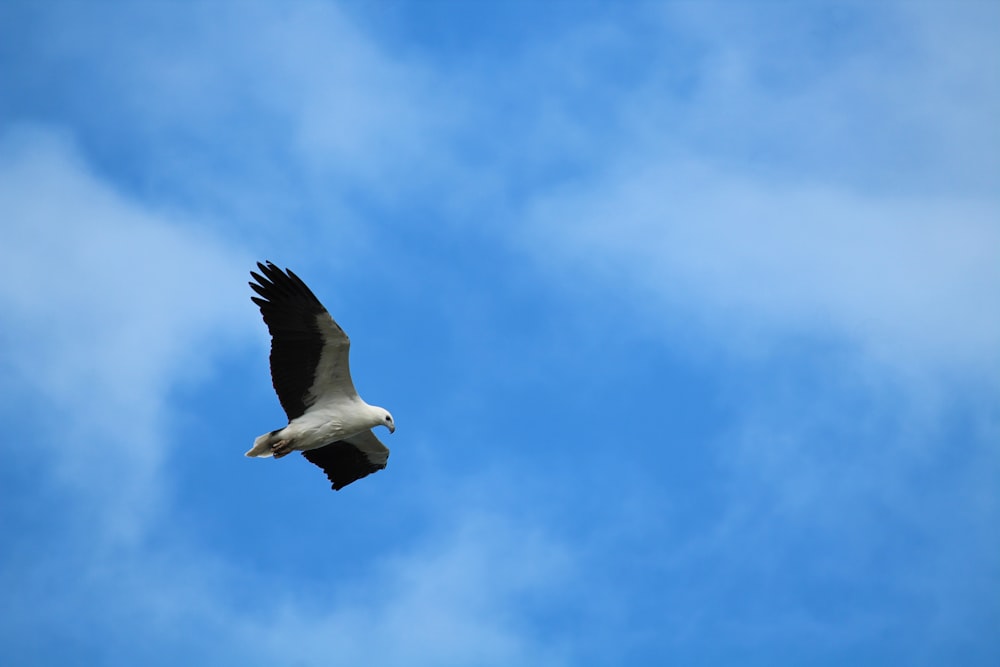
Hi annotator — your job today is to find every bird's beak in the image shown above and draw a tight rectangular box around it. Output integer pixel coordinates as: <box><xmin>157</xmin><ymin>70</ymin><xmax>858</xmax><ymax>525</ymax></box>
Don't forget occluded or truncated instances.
<box><xmin>389</xmin><ymin>424</ymin><xmax>396</xmax><ymax>434</ymax></box>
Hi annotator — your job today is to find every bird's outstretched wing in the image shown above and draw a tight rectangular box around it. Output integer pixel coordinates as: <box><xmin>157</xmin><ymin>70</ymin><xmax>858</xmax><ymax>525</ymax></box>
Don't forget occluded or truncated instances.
<box><xmin>249</xmin><ymin>261</ymin><xmax>358</xmax><ymax>421</ymax></box>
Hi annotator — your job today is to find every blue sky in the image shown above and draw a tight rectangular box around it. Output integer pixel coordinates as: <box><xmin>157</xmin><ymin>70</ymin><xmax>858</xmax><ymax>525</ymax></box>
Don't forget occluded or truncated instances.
<box><xmin>1</xmin><ymin>1</ymin><xmax>998</xmax><ymax>664</ymax></box>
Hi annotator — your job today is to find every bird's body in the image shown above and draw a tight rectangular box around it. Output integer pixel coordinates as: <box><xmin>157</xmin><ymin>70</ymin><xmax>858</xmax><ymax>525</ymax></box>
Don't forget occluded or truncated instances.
<box><xmin>246</xmin><ymin>399</ymin><xmax>374</xmax><ymax>456</ymax></box>
<box><xmin>246</xmin><ymin>261</ymin><xmax>393</xmax><ymax>490</ymax></box>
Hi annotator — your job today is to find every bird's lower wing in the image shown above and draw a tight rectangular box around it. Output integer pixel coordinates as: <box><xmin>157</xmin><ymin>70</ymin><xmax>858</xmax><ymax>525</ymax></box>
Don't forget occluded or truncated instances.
<box><xmin>301</xmin><ymin>430</ymin><xmax>389</xmax><ymax>491</ymax></box>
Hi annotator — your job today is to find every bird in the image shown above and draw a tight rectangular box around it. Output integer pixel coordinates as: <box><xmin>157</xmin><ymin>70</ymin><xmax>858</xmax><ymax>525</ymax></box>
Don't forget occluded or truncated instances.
<box><xmin>245</xmin><ymin>261</ymin><xmax>394</xmax><ymax>490</ymax></box>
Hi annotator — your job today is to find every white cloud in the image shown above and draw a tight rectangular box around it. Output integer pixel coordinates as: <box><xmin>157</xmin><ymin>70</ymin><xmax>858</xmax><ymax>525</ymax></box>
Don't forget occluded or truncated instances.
<box><xmin>0</xmin><ymin>126</ymin><xmax>255</xmax><ymax>541</ymax></box>
<box><xmin>527</xmin><ymin>159</ymin><xmax>1000</xmax><ymax>375</ymax></box>
<box><xmin>634</xmin><ymin>2</ymin><xmax>1000</xmax><ymax>193</ymax></box>
<box><xmin>9</xmin><ymin>2</ymin><xmax>455</xmax><ymax>212</ymax></box>
<box><xmin>232</xmin><ymin>511</ymin><xmax>573</xmax><ymax>667</ymax></box>
<box><xmin>2</xmin><ymin>3</ymin><xmax>996</xmax><ymax>663</ymax></box>
<box><xmin>5</xmin><ymin>474</ymin><xmax>574</xmax><ymax>665</ymax></box>
<box><xmin>504</xmin><ymin>7</ymin><xmax>1000</xmax><ymax>651</ymax></box>
<box><xmin>512</xmin><ymin>0</ymin><xmax>1000</xmax><ymax>379</ymax></box>
<box><xmin>0</xmin><ymin>126</ymin><xmax>577</xmax><ymax>666</ymax></box>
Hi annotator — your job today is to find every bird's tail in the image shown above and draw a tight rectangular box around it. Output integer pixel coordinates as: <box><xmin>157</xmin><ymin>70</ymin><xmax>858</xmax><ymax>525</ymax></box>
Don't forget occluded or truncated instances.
<box><xmin>246</xmin><ymin>430</ymin><xmax>279</xmax><ymax>458</ymax></box>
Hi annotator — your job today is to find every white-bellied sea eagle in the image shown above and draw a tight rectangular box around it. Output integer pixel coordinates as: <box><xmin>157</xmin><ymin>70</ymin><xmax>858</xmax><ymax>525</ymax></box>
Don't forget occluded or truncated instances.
<box><xmin>246</xmin><ymin>261</ymin><xmax>393</xmax><ymax>490</ymax></box>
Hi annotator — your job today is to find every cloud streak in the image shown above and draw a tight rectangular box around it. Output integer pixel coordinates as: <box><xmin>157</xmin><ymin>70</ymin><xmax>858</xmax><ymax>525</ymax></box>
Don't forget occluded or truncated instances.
<box><xmin>1</xmin><ymin>2</ymin><xmax>997</xmax><ymax>665</ymax></box>
<box><xmin>0</xmin><ymin>128</ymin><xmax>578</xmax><ymax>666</ymax></box>
<box><xmin>496</xmin><ymin>2</ymin><xmax>1000</xmax><ymax>380</ymax></box>
<box><xmin>527</xmin><ymin>159</ymin><xmax>1000</xmax><ymax>374</ymax></box>
<box><xmin>0</xmin><ymin>127</ymin><xmax>254</xmax><ymax>539</ymax></box>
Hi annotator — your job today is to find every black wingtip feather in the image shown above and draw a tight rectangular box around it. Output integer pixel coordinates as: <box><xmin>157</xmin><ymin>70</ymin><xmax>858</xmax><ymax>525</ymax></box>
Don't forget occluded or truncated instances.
<box><xmin>250</xmin><ymin>262</ymin><xmax>325</xmax><ymax>308</ymax></box>
<box><xmin>249</xmin><ymin>261</ymin><xmax>333</xmax><ymax>421</ymax></box>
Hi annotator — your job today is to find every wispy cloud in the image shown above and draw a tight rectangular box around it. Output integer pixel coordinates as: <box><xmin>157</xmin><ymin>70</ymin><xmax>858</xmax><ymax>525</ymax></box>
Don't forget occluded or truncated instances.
<box><xmin>236</xmin><ymin>511</ymin><xmax>573</xmax><ymax>667</ymax></box>
<box><xmin>0</xmin><ymin>127</ymin><xmax>254</xmax><ymax>539</ymax></box>
<box><xmin>500</xmin><ymin>3</ymin><xmax>1000</xmax><ymax>660</ymax></box>
<box><xmin>527</xmin><ymin>160</ymin><xmax>1000</xmax><ymax>374</ymax></box>
<box><xmin>1</xmin><ymin>1</ymin><xmax>455</xmax><ymax>230</ymax></box>
<box><xmin>509</xmin><ymin>2</ymin><xmax>1000</xmax><ymax>378</ymax></box>
<box><xmin>0</xmin><ymin>127</ymin><xmax>578</xmax><ymax>666</ymax></box>
<box><xmin>1</xmin><ymin>2</ymin><xmax>997</xmax><ymax>665</ymax></box>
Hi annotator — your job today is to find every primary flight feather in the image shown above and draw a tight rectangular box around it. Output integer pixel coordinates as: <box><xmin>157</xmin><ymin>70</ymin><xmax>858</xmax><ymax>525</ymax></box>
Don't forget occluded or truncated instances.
<box><xmin>246</xmin><ymin>261</ymin><xmax>393</xmax><ymax>490</ymax></box>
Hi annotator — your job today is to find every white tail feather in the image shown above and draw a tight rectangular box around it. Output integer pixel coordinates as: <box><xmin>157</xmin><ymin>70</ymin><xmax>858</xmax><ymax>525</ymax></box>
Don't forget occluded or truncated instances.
<box><xmin>246</xmin><ymin>431</ymin><xmax>277</xmax><ymax>458</ymax></box>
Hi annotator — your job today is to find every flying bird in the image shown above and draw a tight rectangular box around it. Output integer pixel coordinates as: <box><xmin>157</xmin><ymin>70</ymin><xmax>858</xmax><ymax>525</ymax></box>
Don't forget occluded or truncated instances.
<box><xmin>246</xmin><ymin>261</ymin><xmax>394</xmax><ymax>490</ymax></box>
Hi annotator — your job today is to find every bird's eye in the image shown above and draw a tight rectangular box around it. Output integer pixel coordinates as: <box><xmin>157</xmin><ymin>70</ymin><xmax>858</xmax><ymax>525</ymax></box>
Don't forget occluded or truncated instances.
<box><xmin>385</xmin><ymin>416</ymin><xmax>392</xmax><ymax>422</ymax></box>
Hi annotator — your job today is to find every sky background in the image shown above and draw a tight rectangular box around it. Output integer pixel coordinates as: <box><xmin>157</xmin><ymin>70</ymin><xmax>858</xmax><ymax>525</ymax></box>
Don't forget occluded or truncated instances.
<box><xmin>1</xmin><ymin>1</ymin><xmax>998</xmax><ymax>665</ymax></box>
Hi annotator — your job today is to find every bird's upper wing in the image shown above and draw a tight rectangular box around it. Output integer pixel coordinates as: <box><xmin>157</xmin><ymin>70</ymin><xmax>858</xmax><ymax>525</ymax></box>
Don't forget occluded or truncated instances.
<box><xmin>301</xmin><ymin>430</ymin><xmax>390</xmax><ymax>491</ymax></box>
<box><xmin>250</xmin><ymin>261</ymin><xmax>358</xmax><ymax>421</ymax></box>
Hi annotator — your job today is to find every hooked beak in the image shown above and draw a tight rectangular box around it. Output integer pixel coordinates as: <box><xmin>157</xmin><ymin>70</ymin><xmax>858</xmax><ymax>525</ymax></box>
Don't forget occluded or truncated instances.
<box><xmin>389</xmin><ymin>424</ymin><xmax>396</xmax><ymax>434</ymax></box>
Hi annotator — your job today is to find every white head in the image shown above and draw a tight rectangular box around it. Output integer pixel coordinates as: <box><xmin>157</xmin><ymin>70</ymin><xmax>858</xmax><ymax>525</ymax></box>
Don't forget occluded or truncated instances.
<box><xmin>371</xmin><ymin>405</ymin><xmax>395</xmax><ymax>433</ymax></box>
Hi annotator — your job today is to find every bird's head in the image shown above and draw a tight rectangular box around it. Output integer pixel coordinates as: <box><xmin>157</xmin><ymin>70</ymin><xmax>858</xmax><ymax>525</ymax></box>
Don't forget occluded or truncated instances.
<box><xmin>374</xmin><ymin>407</ymin><xmax>395</xmax><ymax>434</ymax></box>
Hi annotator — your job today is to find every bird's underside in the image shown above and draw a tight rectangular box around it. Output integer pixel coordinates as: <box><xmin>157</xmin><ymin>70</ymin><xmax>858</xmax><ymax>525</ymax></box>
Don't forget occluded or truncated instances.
<box><xmin>248</xmin><ymin>424</ymin><xmax>389</xmax><ymax>491</ymax></box>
